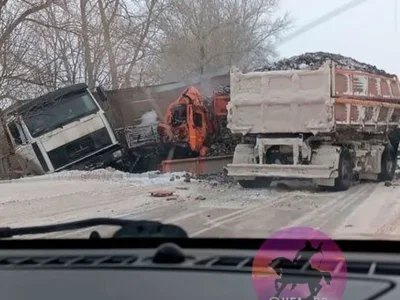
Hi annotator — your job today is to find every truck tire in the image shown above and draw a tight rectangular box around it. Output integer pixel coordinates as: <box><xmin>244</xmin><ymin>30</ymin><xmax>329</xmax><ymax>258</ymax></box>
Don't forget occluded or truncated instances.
<box><xmin>331</xmin><ymin>149</ymin><xmax>352</xmax><ymax>192</ymax></box>
<box><xmin>378</xmin><ymin>144</ymin><xmax>396</xmax><ymax>181</ymax></box>
<box><xmin>238</xmin><ymin>177</ymin><xmax>272</xmax><ymax>189</ymax></box>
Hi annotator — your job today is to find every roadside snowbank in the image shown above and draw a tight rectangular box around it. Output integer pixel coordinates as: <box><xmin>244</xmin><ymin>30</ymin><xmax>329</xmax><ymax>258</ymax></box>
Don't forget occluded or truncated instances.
<box><xmin>3</xmin><ymin>168</ymin><xmax>190</xmax><ymax>186</ymax></box>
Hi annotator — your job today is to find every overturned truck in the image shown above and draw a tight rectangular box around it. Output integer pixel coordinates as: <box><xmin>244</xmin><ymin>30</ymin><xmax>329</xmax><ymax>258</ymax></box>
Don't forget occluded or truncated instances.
<box><xmin>0</xmin><ymin>84</ymin><xmax>122</xmax><ymax>179</ymax></box>
<box><xmin>226</xmin><ymin>55</ymin><xmax>400</xmax><ymax>191</ymax></box>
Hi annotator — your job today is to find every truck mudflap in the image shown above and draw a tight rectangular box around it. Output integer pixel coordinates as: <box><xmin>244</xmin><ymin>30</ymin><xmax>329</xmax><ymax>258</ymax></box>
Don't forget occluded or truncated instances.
<box><xmin>226</xmin><ymin>163</ymin><xmax>338</xmax><ymax>179</ymax></box>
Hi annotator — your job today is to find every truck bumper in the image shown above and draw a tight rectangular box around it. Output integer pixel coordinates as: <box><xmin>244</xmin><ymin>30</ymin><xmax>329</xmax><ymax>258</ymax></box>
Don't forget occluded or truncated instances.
<box><xmin>63</xmin><ymin>144</ymin><xmax>122</xmax><ymax>171</ymax></box>
<box><xmin>226</xmin><ymin>163</ymin><xmax>338</xmax><ymax>179</ymax></box>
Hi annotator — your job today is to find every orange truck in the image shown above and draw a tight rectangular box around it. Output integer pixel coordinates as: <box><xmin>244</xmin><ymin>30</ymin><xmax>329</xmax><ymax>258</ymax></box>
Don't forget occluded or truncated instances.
<box><xmin>157</xmin><ymin>86</ymin><xmax>231</xmax><ymax>159</ymax></box>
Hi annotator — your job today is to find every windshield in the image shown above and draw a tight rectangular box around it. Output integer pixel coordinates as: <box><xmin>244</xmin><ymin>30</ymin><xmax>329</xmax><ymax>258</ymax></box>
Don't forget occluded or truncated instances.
<box><xmin>2</xmin><ymin>0</ymin><xmax>400</xmax><ymax>243</ymax></box>
<box><xmin>22</xmin><ymin>92</ymin><xmax>99</xmax><ymax>138</ymax></box>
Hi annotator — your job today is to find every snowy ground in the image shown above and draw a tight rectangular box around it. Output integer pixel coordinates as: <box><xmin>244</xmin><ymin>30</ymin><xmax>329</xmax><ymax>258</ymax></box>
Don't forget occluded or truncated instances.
<box><xmin>2</xmin><ymin>168</ymin><xmax>400</xmax><ymax>240</ymax></box>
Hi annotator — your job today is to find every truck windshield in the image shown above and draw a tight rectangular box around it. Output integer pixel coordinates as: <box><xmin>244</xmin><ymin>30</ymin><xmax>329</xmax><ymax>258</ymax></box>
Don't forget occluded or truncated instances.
<box><xmin>22</xmin><ymin>92</ymin><xmax>99</xmax><ymax>138</ymax></box>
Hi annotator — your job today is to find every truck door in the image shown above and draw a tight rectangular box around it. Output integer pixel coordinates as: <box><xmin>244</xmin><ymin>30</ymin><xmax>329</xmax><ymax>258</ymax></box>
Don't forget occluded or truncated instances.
<box><xmin>8</xmin><ymin>121</ymin><xmax>27</xmax><ymax>146</ymax></box>
<box><xmin>187</xmin><ymin>105</ymin><xmax>207</xmax><ymax>153</ymax></box>
<box><xmin>7</xmin><ymin>120</ymin><xmax>47</xmax><ymax>175</ymax></box>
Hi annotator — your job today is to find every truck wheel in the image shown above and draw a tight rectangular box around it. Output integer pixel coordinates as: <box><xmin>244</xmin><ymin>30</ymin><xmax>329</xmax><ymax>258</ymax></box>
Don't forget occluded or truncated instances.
<box><xmin>331</xmin><ymin>149</ymin><xmax>352</xmax><ymax>192</ymax></box>
<box><xmin>238</xmin><ymin>177</ymin><xmax>272</xmax><ymax>189</ymax></box>
<box><xmin>378</xmin><ymin>144</ymin><xmax>396</xmax><ymax>181</ymax></box>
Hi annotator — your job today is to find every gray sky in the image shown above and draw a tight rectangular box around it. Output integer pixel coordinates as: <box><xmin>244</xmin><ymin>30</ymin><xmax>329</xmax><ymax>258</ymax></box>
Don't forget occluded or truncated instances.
<box><xmin>277</xmin><ymin>0</ymin><xmax>400</xmax><ymax>74</ymax></box>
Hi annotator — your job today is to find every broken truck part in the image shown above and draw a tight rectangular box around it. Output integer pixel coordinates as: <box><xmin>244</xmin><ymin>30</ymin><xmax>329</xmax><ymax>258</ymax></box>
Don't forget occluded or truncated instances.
<box><xmin>119</xmin><ymin>84</ymin><xmax>238</xmax><ymax>174</ymax></box>
<box><xmin>160</xmin><ymin>155</ymin><xmax>233</xmax><ymax>175</ymax></box>
<box><xmin>0</xmin><ymin>84</ymin><xmax>122</xmax><ymax>178</ymax></box>
<box><xmin>226</xmin><ymin>59</ymin><xmax>400</xmax><ymax>191</ymax></box>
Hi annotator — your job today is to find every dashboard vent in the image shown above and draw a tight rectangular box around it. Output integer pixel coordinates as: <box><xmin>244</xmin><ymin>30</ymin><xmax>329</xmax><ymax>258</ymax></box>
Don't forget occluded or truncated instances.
<box><xmin>374</xmin><ymin>263</ymin><xmax>400</xmax><ymax>276</ymax></box>
<box><xmin>345</xmin><ymin>261</ymin><xmax>372</xmax><ymax>274</ymax></box>
<box><xmin>194</xmin><ymin>256</ymin><xmax>252</xmax><ymax>269</ymax></box>
<box><xmin>194</xmin><ymin>256</ymin><xmax>372</xmax><ymax>275</ymax></box>
<box><xmin>0</xmin><ymin>253</ymin><xmax>397</xmax><ymax>277</ymax></box>
<box><xmin>0</xmin><ymin>255</ymin><xmax>138</xmax><ymax>267</ymax></box>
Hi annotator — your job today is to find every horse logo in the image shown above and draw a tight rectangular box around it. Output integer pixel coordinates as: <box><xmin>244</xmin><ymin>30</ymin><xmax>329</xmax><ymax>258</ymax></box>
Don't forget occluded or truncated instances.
<box><xmin>252</xmin><ymin>227</ymin><xmax>347</xmax><ymax>300</ymax></box>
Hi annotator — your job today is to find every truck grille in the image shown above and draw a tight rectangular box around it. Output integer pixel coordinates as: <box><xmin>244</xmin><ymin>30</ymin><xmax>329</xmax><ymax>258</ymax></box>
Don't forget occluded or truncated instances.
<box><xmin>122</xmin><ymin>124</ymin><xmax>160</xmax><ymax>149</ymax></box>
<box><xmin>47</xmin><ymin>128</ymin><xmax>112</xmax><ymax>170</ymax></box>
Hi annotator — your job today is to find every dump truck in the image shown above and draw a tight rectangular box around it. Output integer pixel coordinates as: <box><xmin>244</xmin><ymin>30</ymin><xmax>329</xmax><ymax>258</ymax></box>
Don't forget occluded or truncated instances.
<box><xmin>0</xmin><ymin>84</ymin><xmax>122</xmax><ymax>179</ymax></box>
<box><xmin>226</xmin><ymin>59</ymin><xmax>400</xmax><ymax>191</ymax></box>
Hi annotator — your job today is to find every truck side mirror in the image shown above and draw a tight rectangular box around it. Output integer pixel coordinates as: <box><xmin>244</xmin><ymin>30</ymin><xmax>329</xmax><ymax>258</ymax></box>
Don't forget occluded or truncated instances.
<box><xmin>96</xmin><ymin>85</ymin><xmax>108</xmax><ymax>103</ymax></box>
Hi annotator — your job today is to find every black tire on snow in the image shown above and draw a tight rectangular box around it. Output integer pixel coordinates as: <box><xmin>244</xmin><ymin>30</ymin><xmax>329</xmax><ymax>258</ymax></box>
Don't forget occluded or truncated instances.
<box><xmin>326</xmin><ymin>148</ymin><xmax>352</xmax><ymax>192</ymax></box>
<box><xmin>378</xmin><ymin>144</ymin><xmax>397</xmax><ymax>181</ymax></box>
<box><xmin>238</xmin><ymin>177</ymin><xmax>272</xmax><ymax>189</ymax></box>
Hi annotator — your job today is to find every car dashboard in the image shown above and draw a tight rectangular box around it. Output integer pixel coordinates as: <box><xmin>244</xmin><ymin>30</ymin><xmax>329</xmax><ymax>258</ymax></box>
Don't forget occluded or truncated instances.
<box><xmin>1</xmin><ymin>239</ymin><xmax>400</xmax><ymax>300</ymax></box>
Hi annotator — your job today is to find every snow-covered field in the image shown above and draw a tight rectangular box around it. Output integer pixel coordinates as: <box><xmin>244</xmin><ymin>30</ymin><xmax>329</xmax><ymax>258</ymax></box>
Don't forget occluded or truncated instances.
<box><xmin>2</xmin><ymin>168</ymin><xmax>400</xmax><ymax>240</ymax></box>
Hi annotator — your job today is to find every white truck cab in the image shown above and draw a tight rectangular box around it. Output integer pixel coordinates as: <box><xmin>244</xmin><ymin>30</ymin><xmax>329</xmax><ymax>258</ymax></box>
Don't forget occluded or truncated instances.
<box><xmin>1</xmin><ymin>83</ymin><xmax>122</xmax><ymax>177</ymax></box>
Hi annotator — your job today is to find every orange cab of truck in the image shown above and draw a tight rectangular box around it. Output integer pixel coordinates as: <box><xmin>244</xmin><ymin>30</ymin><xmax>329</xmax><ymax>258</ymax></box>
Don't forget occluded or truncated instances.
<box><xmin>157</xmin><ymin>86</ymin><xmax>209</xmax><ymax>157</ymax></box>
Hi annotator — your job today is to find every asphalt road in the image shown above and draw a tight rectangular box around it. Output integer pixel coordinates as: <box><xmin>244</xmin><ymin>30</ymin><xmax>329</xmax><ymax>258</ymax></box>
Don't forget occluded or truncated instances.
<box><xmin>19</xmin><ymin>175</ymin><xmax>399</xmax><ymax>240</ymax></box>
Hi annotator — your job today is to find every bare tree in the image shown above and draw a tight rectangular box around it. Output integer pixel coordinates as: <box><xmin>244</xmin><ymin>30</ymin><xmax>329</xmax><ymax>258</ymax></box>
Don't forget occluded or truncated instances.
<box><xmin>0</xmin><ymin>0</ymin><xmax>57</xmax><ymax>104</ymax></box>
<box><xmin>0</xmin><ymin>0</ymin><xmax>289</xmax><ymax>108</ymax></box>
<box><xmin>0</xmin><ymin>0</ymin><xmax>54</xmax><ymax>49</ymax></box>
<box><xmin>157</xmin><ymin>0</ymin><xmax>290</xmax><ymax>81</ymax></box>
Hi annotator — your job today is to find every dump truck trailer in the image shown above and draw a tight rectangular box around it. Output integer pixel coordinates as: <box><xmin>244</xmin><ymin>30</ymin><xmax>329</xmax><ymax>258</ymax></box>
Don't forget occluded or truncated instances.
<box><xmin>226</xmin><ymin>60</ymin><xmax>400</xmax><ymax>191</ymax></box>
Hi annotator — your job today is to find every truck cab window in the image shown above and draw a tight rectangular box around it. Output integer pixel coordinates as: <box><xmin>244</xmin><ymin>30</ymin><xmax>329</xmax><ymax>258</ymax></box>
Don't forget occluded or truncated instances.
<box><xmin>193</xmin><ymin>113</ymin><xmax>203</xmax><ymax>128</ymax></box>
<box><xmin>8</xmin><ymin>122</ymin><xmax>24</xmax><ymax>145</ymax></box>
<box><xmin>171</xmin><ymin>105</ymin><xmax>187</xmax><ymax>126</ymax></box>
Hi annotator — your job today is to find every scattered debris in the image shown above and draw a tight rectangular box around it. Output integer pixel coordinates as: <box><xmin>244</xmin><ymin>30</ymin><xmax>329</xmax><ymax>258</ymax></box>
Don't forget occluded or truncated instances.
<box><xmin>345</xmin><ymin>224</ymin><xmax>353</xmax><ymax>228</ymax></box>
<box><xmin>385</xmin><ymin>181</ymin><xmax>393</xmax><ymax>187</ymax></box>
<box><xmin>195</xmin><ymin>195</ymin><xmax>206</xmax><ymax>201</ymax></box>
<box><xmin>195</xmin><ymin>172</ymin><xmax>234</xmax><ymax>186</ymax></box>
<box><xmin>149</xmin><ymin>190</ymin><xmax>174</xmax><ymax>197</ymax></box>
<box><xmin>256</xmin><ymin>52</ymin><xmax>395</xmax><ymax>77</ymax></box>
<box><xmin>176</xmin><ymin>186</ymin><xmax>188</xmax><ymax>190</ymax></box>
<box><xmin>184</xmin><ymin>173</ymin><xmax>192</xmax><ymax>183</ymax></box>
<box><xmin>210</xmin><ymin>180</ymin><xmax>218</xmax><ymax>187</ymax></box>
<box><xmin>170</xmin><ymin>176</ymin><xmax>175</xmax><ymax>182</ymax></box>
<box><xmin>166</xmin><ymin>197</ymin><xmax>177</xmax><ymax>201</ymax></box>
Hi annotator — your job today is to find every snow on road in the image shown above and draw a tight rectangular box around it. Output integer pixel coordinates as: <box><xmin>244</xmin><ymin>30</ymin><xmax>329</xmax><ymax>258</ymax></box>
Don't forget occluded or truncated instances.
<box><xmin>1</xmin><ymin>168</ymin><xmax>400</xmax><ymax>239</ymax></box>
<box><xmin>0</xmin><ymin>169</ymin><xmax>188</xmax><ymax>227</ymax></box>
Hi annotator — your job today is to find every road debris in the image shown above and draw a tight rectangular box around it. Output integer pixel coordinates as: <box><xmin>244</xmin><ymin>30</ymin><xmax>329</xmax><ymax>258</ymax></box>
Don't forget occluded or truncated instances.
<box><xmin>195</xmin><ymin>172</ymin><xmax>233</xmax><ymax>186</ymax></box>
<box><xmin>176</xmin><ymin>186</ymin><xmax>188</xmax><ymax>190</ymax></box>
<box><xmin>3</xmin><ymin>166</ymin><xmax>400</xmax><ymax>239</ymax></box>
<box><xmin>184</xmin><ymin>173</ymin><xmax>192</xmax><ymax>183</ymax></box>
<box><xmin>149</xmin><ymin>190</ymin><xmax>174</xmax><ymax>197</ymax></box>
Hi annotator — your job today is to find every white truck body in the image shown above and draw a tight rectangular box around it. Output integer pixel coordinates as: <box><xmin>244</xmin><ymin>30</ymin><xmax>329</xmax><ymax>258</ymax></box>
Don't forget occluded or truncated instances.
<box><xmin>228</xmin><ymin>62</ymin><xmax>334</xmax><ymax>135</ymax></box>
<box><xmin>0</xmin><ymin>84</ymin><xmax>121</xmax><ymax>179</ymax></box>
<box><xmin>226</xmin><ymin>61</ymin><xmax>400</xmax><ymax>190</ymax></box>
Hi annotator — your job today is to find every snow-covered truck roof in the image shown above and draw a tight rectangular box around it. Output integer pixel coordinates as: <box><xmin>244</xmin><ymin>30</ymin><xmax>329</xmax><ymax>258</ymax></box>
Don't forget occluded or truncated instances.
<box><xmin>228</xmin><ymin>54</ymin><xmax>400</xmax><ymax>136</ymax></box>
<box><xmin>255</xmin><ymin>52</ymin><xmax>396</xmax><ymax>78</ymax></box>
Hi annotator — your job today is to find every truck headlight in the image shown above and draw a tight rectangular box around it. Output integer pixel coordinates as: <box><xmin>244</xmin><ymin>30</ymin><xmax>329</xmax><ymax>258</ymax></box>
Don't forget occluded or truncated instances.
<box><xmin>112</xmin><ymin>150</ymin><xmax>122</xmax><ymax>159</ymax></box>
